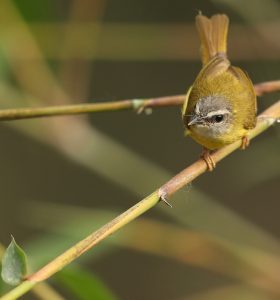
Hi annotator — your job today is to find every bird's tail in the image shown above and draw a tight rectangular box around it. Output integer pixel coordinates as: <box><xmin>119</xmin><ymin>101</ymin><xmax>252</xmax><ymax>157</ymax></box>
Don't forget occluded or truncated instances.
<box><xmin>195</xmin><ymin>13</ymin><xmax>229</xmax><ymax>65</ymax></box>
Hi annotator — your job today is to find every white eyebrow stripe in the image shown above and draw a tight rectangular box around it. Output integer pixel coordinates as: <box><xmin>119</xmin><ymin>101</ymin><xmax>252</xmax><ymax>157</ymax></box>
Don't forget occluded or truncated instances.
<box><xmin>206</xmin><ymin>109</ymin><xmax>230</xmax><ymax>118</ymax></box>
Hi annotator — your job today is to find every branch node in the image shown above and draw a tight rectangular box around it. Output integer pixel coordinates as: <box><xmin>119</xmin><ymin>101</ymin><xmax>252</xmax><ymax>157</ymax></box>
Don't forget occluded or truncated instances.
<box><xmin>132</xmin><ymin>99</ymin><xmax>145</xmax><ymax>112</ymax></box>
<box><xmin>158</xmin><ymin>190</ymin><xmax>172</xmax><ymax>208</ymax></box>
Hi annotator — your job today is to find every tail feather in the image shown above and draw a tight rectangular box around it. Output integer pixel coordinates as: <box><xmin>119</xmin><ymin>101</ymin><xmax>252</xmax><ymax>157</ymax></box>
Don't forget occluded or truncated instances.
<box><xmin>195</xmin><ymin>14</ymin><xmax>229</xmax><ymax>65</ymax></box>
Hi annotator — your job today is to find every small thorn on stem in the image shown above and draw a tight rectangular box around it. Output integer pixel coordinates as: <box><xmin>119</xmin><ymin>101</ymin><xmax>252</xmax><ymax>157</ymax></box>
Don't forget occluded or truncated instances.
<box><xmin>136</xmin><ymin>106</ymin><xmax>145</xmax><ymax>114</ymax></box>
<box><xmin>158</xmin><ymin>191</ymin><xmax>172</xmax><ymax>208</ymax></box>
<box><xmin>137</xmin><ymin>105</ymin><xmax>152</xmax><ymax>115</ymax></box>
<box><xmin>132</xmin><ymin>99</ymin><xmax>145</xmax><ymax>114</ymax></box>
<box><xmin>132</xmin><ymin>99</ymin><xmax>152</xmax><ymax>115</ymax></box>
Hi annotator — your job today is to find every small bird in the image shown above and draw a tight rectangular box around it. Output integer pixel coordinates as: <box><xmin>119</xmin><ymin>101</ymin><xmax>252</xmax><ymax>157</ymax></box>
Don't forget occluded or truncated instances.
<box><xmin>182</xmin><ymin>13</ymin><xmax>257</xmax><ymax>171</ymax></box>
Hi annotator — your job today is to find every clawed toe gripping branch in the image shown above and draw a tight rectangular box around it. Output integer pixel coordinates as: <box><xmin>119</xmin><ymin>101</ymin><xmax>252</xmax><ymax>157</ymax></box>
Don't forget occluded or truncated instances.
<box><xmin>1</xmin><ymin>80</ymin><xmax>280</xmax><ymax>300</ymax></box>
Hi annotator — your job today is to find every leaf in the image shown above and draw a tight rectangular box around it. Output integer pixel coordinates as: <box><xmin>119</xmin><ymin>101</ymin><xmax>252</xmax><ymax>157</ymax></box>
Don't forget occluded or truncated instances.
<box><xmin>55</xmin><ymin>266</ymin><xmax>118</xmax><ymax>300</ymax></box>
<box><xmin>1</xmin><ymin>237</ymin><xmax>27</xmax><ymax>286</ymax></box>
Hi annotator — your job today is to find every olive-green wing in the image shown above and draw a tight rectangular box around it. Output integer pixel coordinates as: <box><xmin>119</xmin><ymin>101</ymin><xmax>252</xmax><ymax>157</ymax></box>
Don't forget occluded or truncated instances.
<box><xmin>231</xmin><ymin>66</ymin><xmax>257</xmax><ymax>130</ymax></box>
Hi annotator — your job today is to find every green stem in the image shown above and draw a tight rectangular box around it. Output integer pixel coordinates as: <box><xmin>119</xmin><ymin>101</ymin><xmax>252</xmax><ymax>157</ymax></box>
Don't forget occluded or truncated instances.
<box><xmin>0</xmin><ymin>282</ymin><xmax>35</xmax><ymax>300</ymax></box>
<box><xmin>1</xmin><ymin>101</ymin><xmax>279</xmax><ymax>300</ymax></box>
<box><xmin>27</xmin><ymin>191</ymin><xmax>160</xmax><ymax>282</ymax></box>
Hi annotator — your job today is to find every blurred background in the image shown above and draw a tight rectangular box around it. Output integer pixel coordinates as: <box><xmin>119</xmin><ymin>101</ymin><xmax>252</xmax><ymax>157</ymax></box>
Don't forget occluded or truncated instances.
<box><xmin>0</xmin><ymin>0</ymin><xmax>279</xmax><ymax>299</ymax></box>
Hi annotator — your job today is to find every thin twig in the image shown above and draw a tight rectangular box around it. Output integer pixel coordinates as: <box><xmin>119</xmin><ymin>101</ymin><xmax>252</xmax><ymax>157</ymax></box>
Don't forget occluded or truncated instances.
<box><xmin>0</xmin><ymin>95</ymin><xmax>183</xmax><ymax>121</ymax></box>
<box><xmin>1</xmin><ymin>100</ymin><xmax>279</xmax><ymax>300</ymax></box>
<box><xmin>0</xmin><ymin>80</ymin><xmax>279</xmax><ymax>121</ymax></box>
<box><xmin>254</xmin><ymin>80</ymin><xmax>280</xmax><ymax>96</ymax></box>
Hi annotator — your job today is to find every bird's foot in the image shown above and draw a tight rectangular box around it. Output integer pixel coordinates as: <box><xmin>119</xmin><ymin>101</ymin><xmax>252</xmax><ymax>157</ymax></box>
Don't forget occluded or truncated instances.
<box><xmin>201</xmin><ymin>148</ymin><xmax>216</xmax><ymax>171</ymax></box>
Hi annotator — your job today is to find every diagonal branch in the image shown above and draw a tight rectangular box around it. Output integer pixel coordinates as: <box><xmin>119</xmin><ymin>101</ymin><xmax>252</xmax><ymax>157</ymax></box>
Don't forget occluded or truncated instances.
<box><xmin>1</xmin><ymin>100</ymin><xmax>279</xmax><ymax>300</ymax></box>
<box><xmin>0</xmin><ymin>80</ymin><xmax>279</xmax><ymax>121</ymax></box>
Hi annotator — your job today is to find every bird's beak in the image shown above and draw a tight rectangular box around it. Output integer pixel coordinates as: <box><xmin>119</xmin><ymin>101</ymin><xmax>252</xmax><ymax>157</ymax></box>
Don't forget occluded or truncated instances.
<box><xmin>188</xmin><ymin>116</ymin><xmax>201</xmax><ymax>126</ymax></box>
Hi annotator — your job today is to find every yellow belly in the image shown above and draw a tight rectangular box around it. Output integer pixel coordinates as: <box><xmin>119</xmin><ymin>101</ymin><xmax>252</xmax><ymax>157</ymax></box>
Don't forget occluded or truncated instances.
<box><xmin>189</xmin><ymin>127</ymin><xmax>248</xmax><ymax>150</ymax></box>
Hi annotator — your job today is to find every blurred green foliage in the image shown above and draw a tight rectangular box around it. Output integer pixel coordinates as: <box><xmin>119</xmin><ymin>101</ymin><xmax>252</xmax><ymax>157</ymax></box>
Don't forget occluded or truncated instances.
<box><xmin>55</xmin><ymin>266</ymin><xmax>118</xmax><ymax>300</ymax></box>
<box><xmin>0</xmin><ymin>0</ymin><xmax>279</xmax><ymax>299</ymax></box>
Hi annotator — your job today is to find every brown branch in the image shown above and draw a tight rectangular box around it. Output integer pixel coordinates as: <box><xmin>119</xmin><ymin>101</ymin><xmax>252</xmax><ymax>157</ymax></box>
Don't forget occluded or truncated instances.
<box><xmin>159</xmin><ymin>102</ymin><xmax>280</xmax><ymax>198</ymax></box>
<box><xmin>2</xmin><ymin>100</ymin><xmax>279</xmax><ymax>300</ymax></box>
<box><xmin>0</xmin><ymin>80</ymin><xmax>279</xmax><ymax>121</ymax></box>
<box><xmin>253</xmin><ymin>80</ymin><xmax>280</xmax><ymax>96</ymax></box>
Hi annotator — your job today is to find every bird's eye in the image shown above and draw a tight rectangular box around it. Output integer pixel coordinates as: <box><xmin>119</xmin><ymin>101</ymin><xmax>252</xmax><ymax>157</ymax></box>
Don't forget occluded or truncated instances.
<box><xmin>213</xmin><ymin>115</ymin><xmax>224</xmax><ymax>123</ymax></box>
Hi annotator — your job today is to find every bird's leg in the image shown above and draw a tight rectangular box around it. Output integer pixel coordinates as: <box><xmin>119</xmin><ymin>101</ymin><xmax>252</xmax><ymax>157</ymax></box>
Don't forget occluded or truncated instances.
<box><xmin>241</xmin><ymin>136</ymin><xmax>250</xmax><ymax>150</ymax></box>
<box><xmin>201</xmin><ymin>147</ymin><xmax>216</xmax><ymax>171</ymax></box>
